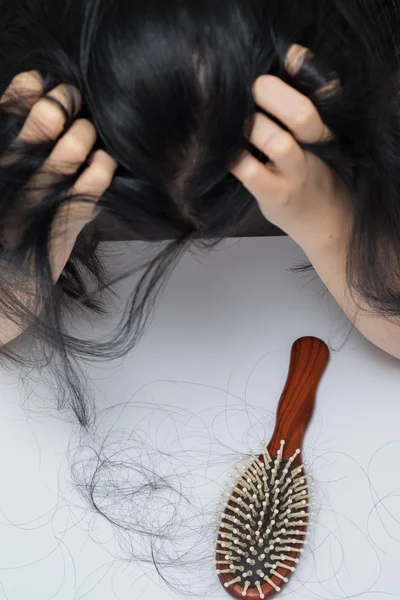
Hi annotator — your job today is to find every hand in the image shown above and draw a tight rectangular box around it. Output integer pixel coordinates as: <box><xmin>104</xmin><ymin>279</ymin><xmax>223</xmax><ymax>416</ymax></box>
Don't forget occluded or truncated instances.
<box><xmin>231</xmin><ymin>45</ymin><xmax>352</xmax><ymax>251</ymax></box>
<box><xmin>0</xmin><ymin>71</ymin><xmax>117</xmax><ymax>280</ymax></box>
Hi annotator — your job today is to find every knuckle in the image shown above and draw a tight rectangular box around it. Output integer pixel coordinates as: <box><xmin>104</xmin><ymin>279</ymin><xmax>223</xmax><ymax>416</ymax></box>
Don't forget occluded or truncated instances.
<box><xmin>292</xmin><ymin>99</ymin><xmax>316</xmax><ymax>130</ymax></box>
<box><xmin>76</xmin><ymin>151</ymin><xmax>116</xmax><ymax>195</ymax></box>
<box><xmin>279</xmin><ymin>185</ymin><xmax>292</xmax><ymax>206</ymax></box>
<box><xmin>89</xmin><ymin>164</ymin><xmax>113</xmax><ymax>188</ymax></box>
<box><xmin>62</xmin><ymin>133</ymin><xmax>90</xmax><ymax>159</ymax></box>
<box><xmin>30</xmin><ymin>100</ymin><xmax>65</xmax><ymax>138</ymax></box>
<box><xmin>1</xmin><ymin>72</ymin><xmax>43</xmax><ymax>115</ymax></box>
<box><xmin>8</xmin><ymin>72</ymin><xmax>29</xmax><ymax>92</ymax></box>
<box><xmin>252</xmin><ymin>76</ymin><xmax>267</xmax><ymax>99</ymax></box>
<box><xmin>8</xmin><ymin>71</ymin><xmax>43</xmax><ymax>96</ymax></box>
<box><xmin>74</xmin><ymin>118</ymin><xmax>97</xmax><ymax>140</ymax></box>
<box><xmin>253</xmin><ymin>75</ymin><xmax>276</xmax><ymax>101</ymax></box>
<box><xmin>268</xmin><ymin>132</ymin><xmax>295</xmax><ymax>158</ymax></box>
<box><xmin>62</xmin><ymin>120</ymin><xmax>97</xmax><ymax>158</ymax></box>
<box><xmin>243</xmin><ymin>160</ymin><xmax>262</xmax><ymax>186</ymax></box>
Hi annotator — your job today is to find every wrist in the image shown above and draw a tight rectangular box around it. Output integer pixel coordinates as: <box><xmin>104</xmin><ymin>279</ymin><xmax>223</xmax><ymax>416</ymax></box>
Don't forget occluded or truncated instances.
<box><xmin>293</xmin><ymin>188</ymin><xmax>353</xmax><ymax>257</ymax></box>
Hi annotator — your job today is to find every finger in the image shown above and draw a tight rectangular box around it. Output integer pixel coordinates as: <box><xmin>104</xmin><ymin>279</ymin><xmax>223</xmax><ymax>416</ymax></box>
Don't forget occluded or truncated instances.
<box><xmin>19</xmin><ymin>84</ymin><xmax>82</xmax><ymax>144</ymax></box>
<box><xmin>39</xmin><ymin>118</ymin><xmax>97</xmax><ymax>177</ymax></box>
<box><xmin>49</xmin><ymin>150</ymin><xmax>117</xmax><ymax>280</ymax></box>
<box><xmin>285</xmin><ymin>43</ymin><xmax>340</xmax><ymax>101</ymax></box>
<box><xmin>0</xmin><ymin>71</ymin><xmax>44</xmax><ymax>116</ymax></box>
<box><xmin>73</xmin><ymin>149</ymin><xmax>117</xmax><ymax>209</ymax></box>
<box><xmin>284</xmin><ymin>44</ymin><xmax>314</xmax><ymax>77</ymax></box>
<box><xmin>54</xmin><ymin>150</ymin><xmax>118</xmax><ymax>235</ymax></box>
<box><xmin>249</xmin><ymin>113</ymin><xmax>306</xmax><ymax>182</ymax></box>
<box><xmin>231</xmin><ymin>151</ymin><xmax>283</xmax><ymax>199</ymax></box>
<box><xmin>50</xmin><ymin>150</ymin><xmax>117</xmax><ymax>277</ymax></box>
<box><xmin>0</xmin><ymin>71</ymin><xmax>44</xmax><ymax>113</ymax></box>
<box><xmin>253</xmin><ymin>75</ymin><xmax>332</xmax><ymax>144</ymax></box>
<box><xmin>1</xmin><ymin>71</ymin><xmax>43</xmax><ymax>103</ymax></box>
<box><xmin>27</xmin><ymin>119</ymin><xmax>97</xmax><ymax>203</ymax></box>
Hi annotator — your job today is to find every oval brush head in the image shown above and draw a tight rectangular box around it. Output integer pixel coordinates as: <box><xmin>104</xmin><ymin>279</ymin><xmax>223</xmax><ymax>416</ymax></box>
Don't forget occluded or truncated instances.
<box><xmin>215</xmin><ymin>337</ymin><xmax>330</xmax><ymax>599</ymax></box>
<box><xmin>215</xmin><ymin>441</ymin><xmax>312</xmax><ymax>598</ymax></box>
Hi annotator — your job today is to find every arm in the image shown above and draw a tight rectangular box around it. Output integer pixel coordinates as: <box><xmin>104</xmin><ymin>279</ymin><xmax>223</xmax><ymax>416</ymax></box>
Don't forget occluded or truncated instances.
<box><xmin>232</xmin><ymin>44</ymin><xmax>400</xmax><ymax>359</ymax></box>
<box><xmin>303</xmin><ymin>227</ymin><xmax>400</xmax><ymax>359</ymax></box>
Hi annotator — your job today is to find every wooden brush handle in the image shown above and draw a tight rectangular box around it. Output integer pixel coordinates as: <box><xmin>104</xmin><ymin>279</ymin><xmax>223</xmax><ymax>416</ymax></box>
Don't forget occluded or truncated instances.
<box><xmin>268</xmin><ymin>337</ymin><xmax>329</xmax><ymax>461</ymax></box>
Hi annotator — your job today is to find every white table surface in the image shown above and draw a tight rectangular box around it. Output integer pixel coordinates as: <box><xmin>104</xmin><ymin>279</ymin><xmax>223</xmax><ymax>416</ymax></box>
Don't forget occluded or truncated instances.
<box><xmin>0</xmin><ymin>237</ymin><xmax>399</xmax><ymax>600</ymax></box>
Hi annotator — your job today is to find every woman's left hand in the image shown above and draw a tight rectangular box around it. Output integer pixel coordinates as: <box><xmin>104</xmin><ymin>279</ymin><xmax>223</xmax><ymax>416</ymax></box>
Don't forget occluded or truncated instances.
<box><xmin>231</xmin><ymin>45</ymin><xmax>351</xmax><ymax>252</ymax></box>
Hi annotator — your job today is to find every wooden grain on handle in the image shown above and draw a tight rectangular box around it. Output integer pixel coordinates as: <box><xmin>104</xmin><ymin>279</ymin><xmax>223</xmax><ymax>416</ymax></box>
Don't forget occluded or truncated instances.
<box><xmin>268</xmin><ymin>337</ymin><xmax>329</xmax><ymax>461</ymax></box>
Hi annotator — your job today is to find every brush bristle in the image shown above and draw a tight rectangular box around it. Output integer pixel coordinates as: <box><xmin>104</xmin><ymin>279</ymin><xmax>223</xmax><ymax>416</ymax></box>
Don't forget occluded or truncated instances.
<box><xmin>215</xmin><ymin>440</ymin><xmax>314</xmax><ymax>598</ymax></box>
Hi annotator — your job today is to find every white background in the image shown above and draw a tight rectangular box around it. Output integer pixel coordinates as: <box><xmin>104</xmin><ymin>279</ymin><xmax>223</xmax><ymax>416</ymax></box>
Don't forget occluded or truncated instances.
<box><xmin>0</xmin><ymin>237</ymin><xmax>399</xmax><ymax>599</ymax></box>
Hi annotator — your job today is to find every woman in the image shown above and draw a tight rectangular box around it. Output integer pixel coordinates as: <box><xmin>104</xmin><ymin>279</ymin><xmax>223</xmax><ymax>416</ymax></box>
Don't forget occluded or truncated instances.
<box><xmin>0</xmin><ymin>0</ymin><xmax>399</xmax><ymax>423</ymax></box>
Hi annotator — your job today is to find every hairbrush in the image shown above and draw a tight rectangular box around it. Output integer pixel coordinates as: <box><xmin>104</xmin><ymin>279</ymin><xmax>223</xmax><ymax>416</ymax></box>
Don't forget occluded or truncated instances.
<box><xmin>214</xmin><ymin>336</ymin><xmax>329</xmax><ymax>599</ymax></box>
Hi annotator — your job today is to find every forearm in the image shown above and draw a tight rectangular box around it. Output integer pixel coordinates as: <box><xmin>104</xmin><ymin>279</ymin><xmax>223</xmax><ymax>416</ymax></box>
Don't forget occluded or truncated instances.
<box><xmin>303</xmin><ymin>233</ymin><xmax>400</xmax><ymax>359</ymax></box>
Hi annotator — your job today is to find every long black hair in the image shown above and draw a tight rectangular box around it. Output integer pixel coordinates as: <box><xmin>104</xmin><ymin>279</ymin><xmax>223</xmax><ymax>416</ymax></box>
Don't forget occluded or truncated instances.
<box><xmin>0</xmin><ymin>0</ymin><xmax>399</xmax><ymax>425</ymax></box>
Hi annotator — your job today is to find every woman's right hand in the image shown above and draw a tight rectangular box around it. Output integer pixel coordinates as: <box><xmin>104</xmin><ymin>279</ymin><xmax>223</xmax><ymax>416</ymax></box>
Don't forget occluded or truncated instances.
<box><xmin>0</xmin><ymin>71</ymin><xmax>117</xmax><ymax>281</ymax></box>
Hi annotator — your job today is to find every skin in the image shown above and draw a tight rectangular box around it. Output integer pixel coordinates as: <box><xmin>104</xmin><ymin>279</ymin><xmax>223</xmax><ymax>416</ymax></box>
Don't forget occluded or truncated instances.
<box><xmin>0</xmin><ymin>71</ymin><xmax>117</xmax><ymax>344</ymax></box>
<box><xmin>1</xmin><ymin>46</ymin><xmax>400</xmax><ymax>358</ymax></box>
<box><xmin>232</xmin><ymin>45</ymin><xmax>400</xmax><ymax>359</ymax></box>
